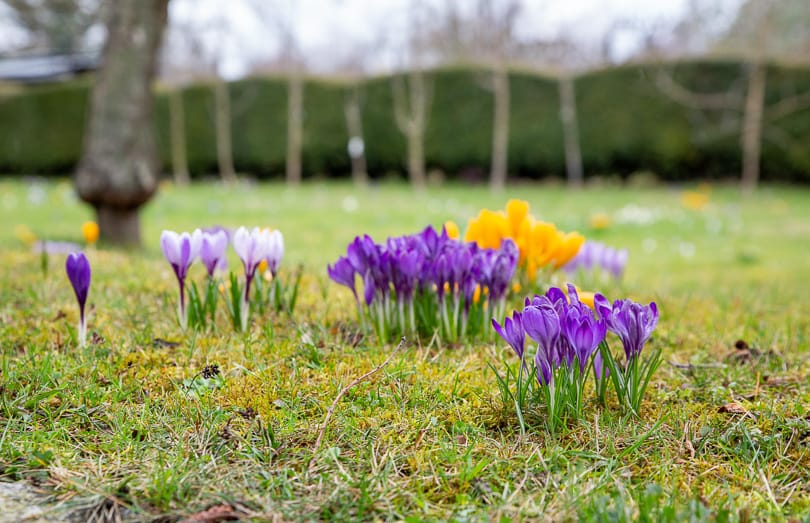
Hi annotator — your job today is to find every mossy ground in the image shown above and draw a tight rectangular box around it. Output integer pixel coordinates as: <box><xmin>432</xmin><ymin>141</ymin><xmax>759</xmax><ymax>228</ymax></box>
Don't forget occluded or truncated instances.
<box><xmin>1</xmin><ymin>179</ymin><xmax>809</xmax><ymax>521</ymax></box>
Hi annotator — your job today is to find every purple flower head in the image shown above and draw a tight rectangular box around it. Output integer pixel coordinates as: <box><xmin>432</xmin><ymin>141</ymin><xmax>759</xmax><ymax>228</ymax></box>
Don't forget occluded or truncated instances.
<box><xmin>65</xmin><ymin>252</ymin><xmax>91</xmax><ymax>313</ymax></box>
<box><xmin>563</xmin><ymin>304</ymin><xmax>607</xmax><ymax>374</ymax></box>
<box><xmin>535</xmin><ymin>342</ymin><xmax>555</xmax><ymax>386</ymax></box>
<box><xmin>419</xmin><ymin>226</ymin><xmax>441</xmax><ymax>257</ymax></box>
<box><xmin>606</xmin><ymin>299</ymin><xmax>659</xmax><ymax>360</ymax></box>
<box><xmin>161</xmin><ymin>229</ymin><xmax>202</xmax><ymax>282</ymax></box>
<box><xmin>604</xmin><ymin>248</ymin><xmax>629</xmax><ymax>279</ymax></box>
<box><xmin>328</xmin><ymin>256</ymin><xmax>357</xmax><ymax>294</ymax></box>
<box><xmin>363</xmin><ymin>270</ymin><xmax>375</xmax><ymax>306</ymax></box>
<box><xmin>200</xmin><ymin>229</ymin><xmax>229</xmax><ymax>278</ymax></box>
<box><xmin>544</xmin><ymin>286</ymin><xmax>569</xmax><ymax>316</ymax></box>
<box><xmin>393</xmin><ymin>248</ymin><xmax>422</xmax><ymax>301</ymax></box>
<box><xmin>233</xmin><ymin>226</ymin><xmax>273</xmax><ymax>279</ymax></box>
<box><xmin>492</xmin><ymin>311</ymin><xmax>525</xmax><ymax>361</ymax></box>
<box><xmin>346</xmin><ymin>235</ymin><xmax>377</xmax><ymax>274</ymax></box>
<box><xmin>486</xmin><ymin>239</ymin><xmax>518</xmax><ymax>301</ymax></box>
<box><xmin>265</xmin><ymin>230</ymin><xmax>284</xmax><ymax>276</ymax></box>
<box><xmin>521</xmin><ymin>297</ymin><xmax>561</xmax><ymax>354</ymax></box>
<box><xmin>593</xmin><ymin>293</ymin><xmax>612</xmax><ymax>322</ymax></box>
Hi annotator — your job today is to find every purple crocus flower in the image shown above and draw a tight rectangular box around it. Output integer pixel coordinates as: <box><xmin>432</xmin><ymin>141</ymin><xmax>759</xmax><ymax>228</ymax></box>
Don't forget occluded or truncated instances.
<box><xmin>65</xmin><ymin>252</ymin><xmax>91</xmax><ymax>347</ymax></box>
<box><xmin>522</xmin><ymin>296</ymin><xmax>561</xmax><ymax>350</ymax></box>
<box><xmin>563</xmin><ymin>241</ymin><xmax>629</xmax><ymax>281</ymax></box>
<box><xmin>562</xmin><ymin>302</ymin><xmax>607</xmax><ymax>375</ymax></box>
<box><xmin>161</xmin><ymin>229</ymin><xmax>202</xmax><ymax>329</ymax></box>
<box><xmin>521</xmin><ymin>298</ymin><xmax>562</xmax><ymax>386</ymax></box>
<box><xmin>328</xmin><ymin>256</ymin><xmax>357</xmax><ymax>297</ymax></box>
<box><xmin>486</xmin><ymin>239</ymin><xmax>518</xmax><ymax>302</ymax></box>
<box><xmin>492</xmin><ymin>311</ymin><xmax>525</xmax><ymax>361</ymax></box>
<box><xmin>605</xmin><ymin>298</ymin><xmax>659</xmax><ymax>360</ymax></box>
<box><xmin>200</xmin><ymin>229</ymin><xmax>229</xmax><ymax>278</ymax></box>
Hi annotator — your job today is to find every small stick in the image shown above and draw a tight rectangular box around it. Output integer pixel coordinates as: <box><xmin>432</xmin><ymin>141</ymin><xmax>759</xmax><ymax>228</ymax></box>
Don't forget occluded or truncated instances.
<box><xmin>308</xmin><ymin>337</ymin><xmax>406</xmax><ymax>470</ymax></box>
<box><xmin>668</xmin><ymin>360</ymin><xmax>727</xmax><ymax>370</ymax></box>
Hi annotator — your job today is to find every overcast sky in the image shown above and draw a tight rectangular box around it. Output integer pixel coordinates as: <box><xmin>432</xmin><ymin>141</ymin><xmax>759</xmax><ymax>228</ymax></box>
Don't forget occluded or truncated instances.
<box><xmin>170</xmin><ymin>0</ymin><xmax>737</xmax><ymax>78</ymax></box>
<box><xmin>0</xmin><ymin>0</ymin><xmax>742</xmax><ymax>78</ymax></box>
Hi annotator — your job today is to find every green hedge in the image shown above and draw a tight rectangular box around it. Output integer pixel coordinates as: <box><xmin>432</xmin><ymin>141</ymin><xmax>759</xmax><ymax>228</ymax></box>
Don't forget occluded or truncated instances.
<box><xmin>2</xmin><ymin>61</ymin><xmax>810</xmax><ymax>181</ymax></box>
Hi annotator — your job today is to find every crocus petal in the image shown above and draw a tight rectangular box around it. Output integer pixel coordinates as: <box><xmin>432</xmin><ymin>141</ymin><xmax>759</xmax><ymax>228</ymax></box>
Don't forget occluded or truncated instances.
<box><xmin>160</xmin><ymin>230</ymin><xmax>181</xmax><ymax>267</ymax></box>
<box><xmin>65</xmin><ymin>252</ymin><xmax>91</xmax><ymax>308</ymax></box>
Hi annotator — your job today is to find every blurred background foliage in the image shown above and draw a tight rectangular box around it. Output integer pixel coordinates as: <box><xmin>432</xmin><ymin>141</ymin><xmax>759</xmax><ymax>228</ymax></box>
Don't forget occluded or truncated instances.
<box><xmin>1</xmin><ymin>60</ymin><xmax>809</xmax><ymax>182</ymax></box>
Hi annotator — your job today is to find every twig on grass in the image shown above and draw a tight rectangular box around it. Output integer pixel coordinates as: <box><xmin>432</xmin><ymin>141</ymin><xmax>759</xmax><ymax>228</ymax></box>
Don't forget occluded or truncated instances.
<box><xmin>668</xmin><ymin>360</ymin><xmax>727</xmax><ymax>371</ymax></box>
<box><xmin>308</xmin><ymin>337</ymin><xmax>407</xmax><ymax>470</ymax></box>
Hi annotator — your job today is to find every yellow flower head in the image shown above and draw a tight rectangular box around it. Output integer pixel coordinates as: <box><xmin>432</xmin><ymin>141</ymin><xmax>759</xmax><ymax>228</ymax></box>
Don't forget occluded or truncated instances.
<box><xmin>551</xmin><ymin>231</ymin><xmax>585</xmax><ymax>269</ymax></box>
<box><xmin>681</xmin><ymin>190</ymin><xmax>709</xmax><ymax>211</ymax></box>
<box><xmin>577</xmin><ymin>291</ymin><xmax>596</xmax><ymax>310</ymax></box>
<box><xmin>258</xmin><ymin>259</ymin><xmax>269</xmax><ymax>274</ymax></box>
<box><xmin>443</xmin><ymin>220</ymin><xmax>460</xmax><ymax>240</ymax></box>
<box><xmin>82</xmin><ymin>221</ymin><xmax>100</xmax><ymax>244</ymax></box>
<box><xmin>589</xmin><ymin>212</ymin><xmax>611</xmax><ymax>230</ymax></box>
<box><xmin>14</xmin><ymin>224</ymin><xmax>38</xmax><ymax>246</ymax></box>
<box><xmin>458</xmin><ymin>199</ymin><xmax>586</xmax><ymax>279</ymax></box>
<box><xmin>506</xmin><ymin>199</ymin><xmax>530</xmax><ymax>237</ymax></box>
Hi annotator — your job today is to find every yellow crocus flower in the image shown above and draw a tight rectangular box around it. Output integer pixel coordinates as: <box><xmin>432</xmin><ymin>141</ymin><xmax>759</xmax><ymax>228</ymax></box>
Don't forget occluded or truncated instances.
<box><xmin>14</xmin><ymin>225</ymin><xmax>38</xmax><ymax>246</ymax></box>
<box><xmin>505</xmin><ymin>199</ymin><xmax>530</xmax><ymax>237</ymax></box>
<box><xmin>577</xmin><ymin>291</ymin><xmax>596</xmax><ymax>310</ymax></box>
<box><xmin>444</xmin><ymin>220</ymin><xmax>460</xmax><ymax>240</ymax></box>
<box><xmin>82</xmin><ymin>221</ymin><xmax>100</xmax><ymax>244</ymax></box>
<box><xmin>589</xmin><ymin>212</ymin><xmax>611</xmax><ymax>230</ymax></box>
<box><xmin>551</xmin><ymin>231</ymin><xmax>585</xmax><ymax>268</ymax></box>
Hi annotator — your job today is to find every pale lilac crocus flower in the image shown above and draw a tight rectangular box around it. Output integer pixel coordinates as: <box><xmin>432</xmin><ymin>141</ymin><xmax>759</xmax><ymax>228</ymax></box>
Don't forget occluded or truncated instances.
<box><xmin>265</xmin><ymin>230</ymin><xmax>284</xmax><ymax>277</ymax></box>
<box><xmin>200</xmin><ymin>229</ymin><xmax>229</xmax><ymax>278</ymax></box>
<box><xmin>65</xmin><ymin>252</ymin><xmax>91</xmax><ymax>347</ymax></box>
<box><xmin>160</xmin><ymin>229</ymin><xmax>202</xmax><ymax>329</ymax></box>
<box><xmin>233</xmin><ymin>226</ymin><xmax>273</xmax><ymax>331</ymax></box>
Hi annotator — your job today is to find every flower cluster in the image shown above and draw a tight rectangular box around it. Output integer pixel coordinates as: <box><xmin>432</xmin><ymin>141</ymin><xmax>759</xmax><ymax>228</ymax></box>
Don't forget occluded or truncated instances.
<box><xmin>329</xmin><ymin>226</ymin><xmax>519</xmax><ymax>342</ymax></box>
<box><xmin>492</xmin><ymin>284</ymin><xmax>659</xmax><ymax>432</ymax></box>
<box><xmin>447</xmin><ymin>199</ymin><xmax>585</xmax><ymax>286</ymax></box>
<box><xmin>160</xmin><ymin>226</ymin><xmax>284</xmax><ymax>331</ymax></box>
<box><xmin>563</xmin><ymin>241</ymin><xmax>629</xmax><ymax>281</ymax></box>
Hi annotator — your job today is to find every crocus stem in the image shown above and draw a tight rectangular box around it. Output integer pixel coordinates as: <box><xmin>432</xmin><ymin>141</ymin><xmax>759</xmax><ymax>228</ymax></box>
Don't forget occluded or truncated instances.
<box><xmin>241</xmin><ymin>273</ymin><xmax>253</xmax><ymax>332</ymax></box>
<box><xmin>177</xmin><ymin>277</ymin><xmax>187</xmax><ymax>330</ymax></box>
<box><xmin>78</xmin><ymin>309</ymin><xmax>86</xmax><ymax>349</ymax></box>
<box><xmin>398</xmin><ymin>300</ymin><xmax>405</xmax><ymax>334</ymax></box>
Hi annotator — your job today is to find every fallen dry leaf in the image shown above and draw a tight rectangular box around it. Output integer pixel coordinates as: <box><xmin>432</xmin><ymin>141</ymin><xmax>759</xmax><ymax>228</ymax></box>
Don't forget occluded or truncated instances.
<box><xmin>718</xmin><ymin>402</ymin><xmax>748</xmax><ymax>415</ymax></box>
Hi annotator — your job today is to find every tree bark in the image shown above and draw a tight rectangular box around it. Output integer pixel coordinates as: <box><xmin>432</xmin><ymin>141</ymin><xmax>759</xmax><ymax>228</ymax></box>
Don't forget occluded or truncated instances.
<box><xmin>489</xmin><ymin>66</ymin><xmax>510</xmax><ymax>192</ymax></box>
<box><xmin>286</xmin><ymin>70</ymin><xmax>304</xmax><ymax>185</ymax></box>
<box><xmin>344</xmin><ymin>85</ymin><xmax>368</xmax><ymax>186</ymax></box>
<box><xmin>75</xmin><ymin>0</ymin><xmax>169</xmax><ymax>247</ymax></box>
<box><xmin>558</xmin><ymin>75</ymin><xmax>584</xmax><ymax>188</ymax></box>
<box><xmin>214</xmin><ymin>78</ymin><xmax>237</xmax><ymax>184</ymax></box>
<box><xmin>393</xmin><ymin>72</ymin><xmax>430</xmax><ymax>191</ymax></box>
<box><xmin>741</xmin><ymin>62</ymin><xmax>767</xmax><ymax>195</ymax></box>
<box><xmin>168</xmin><ymin>88</ymin><xmax>190</xmax><ymax>186</ymax></box>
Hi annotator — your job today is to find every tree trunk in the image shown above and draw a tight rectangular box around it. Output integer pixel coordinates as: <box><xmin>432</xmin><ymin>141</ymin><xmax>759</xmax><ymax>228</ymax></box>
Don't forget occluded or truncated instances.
<box><xmin>392</xmin><ymin>72</ymin><xmax>430</xmax><ymax>191</ymax></box>
<box><xmin>75</xmin><ymin>0</ymin><xmax>169</xmax><ymax>247</ymax></box>
<box><xmin>286</xmin><ymin>70</ymin><xmax>304</xmax><ymax>185</ymax></box>
<box><xmin>558</xmin><ymin>75</ymin><xmax>584</xmax><ymax>188</ymax></box>
<box><xmin>344</xmin><ymin>85</ymin><xmax>367</xmax><ymax>186</ymax></box>
<box><xmin>214</xmin><ymin>78</ymin><xmax>237</xmax><ymax>184</ymax></box>
<box><xmin>489</xmin><ymin>67</ymin><xmax>510</xmax><ymax>192</ymax></box>
<box><xmin>741</xmin><ymin>62</ymin><xmax>766</xmax><ymax>195</ymax></box>
<box><xmin>168</xmin><ymin>88</ymin><xmax>190</xmax><ymax>186</ymax></box>
<box><xmin>407</xmin><ymin>129</ymin><xmax>425</xmax><ymax>191</ymax></box>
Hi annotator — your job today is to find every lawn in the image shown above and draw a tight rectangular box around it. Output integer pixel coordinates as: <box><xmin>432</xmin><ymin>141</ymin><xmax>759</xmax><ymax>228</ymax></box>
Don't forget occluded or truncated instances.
<box><xmin>1</xmin><ymin>178</ymin><xmax>809</xmax><ymax>521</ymax></box>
